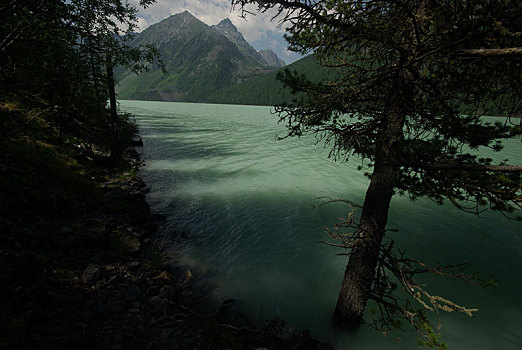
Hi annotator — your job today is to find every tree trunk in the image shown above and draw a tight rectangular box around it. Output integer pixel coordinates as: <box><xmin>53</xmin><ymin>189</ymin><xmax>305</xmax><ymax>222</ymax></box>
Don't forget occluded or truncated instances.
<box><xmin>105</xmin><ymin>52</ymin><xmax>120</xmax><ymax>162</ymax></box>
<box><xmin>334</xmin><ymin>68</ymin><xmax>413</xmax><ymax>327</ymax></box>
<box><xmin>334</xmin><ymin>161</ymin><xmax>398</xmax><ymax>327</ymax></box>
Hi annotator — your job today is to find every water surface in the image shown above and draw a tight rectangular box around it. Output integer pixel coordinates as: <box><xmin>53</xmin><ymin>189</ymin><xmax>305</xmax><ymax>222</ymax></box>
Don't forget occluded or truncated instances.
<box><xmin>121</xmin><ymin>100</ymin><xmax>522</xmax><ymax>349</ymax></box>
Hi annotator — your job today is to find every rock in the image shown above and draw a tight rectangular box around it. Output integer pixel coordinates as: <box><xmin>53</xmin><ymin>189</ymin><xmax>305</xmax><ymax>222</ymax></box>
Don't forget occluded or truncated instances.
<box><xmin>123</xmin><ymin>285</ymin><xmax>141</xmax><ymax>301</ymax></box>
<box><xmin>181</xmin><ymin>336</ymin><xmax>195</xmax><ymax>347</ymax></box>
<box><xmin>146</xmin><ymin>296</ymin><xmax>162</xmax><ymax>305</ymax></box>
<box><xmin>127</xmin><ymin>261</ymin><xmax>140</xmax><ymax>267</ymax></box>
<box><xmin>178</xmin><ymin>269</ymin><xmax>193</xmax><ymax>288</ymax></box>
<box><xmin>97</xmin><ymin>289</ymin><xmax>119</xmax><ymax>302</ymax></box>
<box><xmin>0</xmin><ymin>266</ymin><xmax>12</xmax><ymax>282</ymax></box>
<box><xmin>159</xmin><ymin>285</ymin><xmax>177</xmax><ymax>299</ymax></box>
<box><xmin>130</xmin><ymin>136</ymin><xmax>143</xmax><ymax>147</ymax></box>
<box><xmin>92</xmin><ymin>301</ymin><xmax>107</xmax><ymax>317</ymax></box>
<box><xmin>82</xmin><ymin>263</ymin><xmax>103</xmax><ymax>286</ymax></box>
<box><xmin>105</xmin><ymin>264</ymin><xmax>116</xmax><ymax>272</ymax></box>
<box><xmin>89</xmin><ymin>255</ymin><xmax>102</xmax><ymax>264</ymax></box>
<box><xmin>121</xmin><ymin>235</ymin><xmax>141</xmax><ymax>253</ymax></box>
<box><xmin>129</xmin><ymin>198</ymin><xmax>151</xmax><ymax>225</ymax></box>
<box><xmin>102</xmin><ymin>189</ymin><xmax>132</xmax><ymax>212</ymax></box>
<box><xmin>149</xmin><ymin>301</ymin><xmax>166</xmax><ymax>317</ymax></box>
<box><xmin>61</xmin><ymin>226</ymin><xmax>73</xmax><ymax>234</ymax></box>
<box><xmin>80</xmin><ymin>218</ymin><xmax>106</xmax><ymax>240</ymax></box>
<box><xmin>147</xmin><ymin>285</ymin><xmax>160</xmax><ymax>297</ymax></box>
<box><xmin>262</xmin><ymin>318</ymin><xmax>333</xmax><ymax>350</ymax></box>
<box><xmin>143</xmin><ymin>221</ymin><xmax>159</xmax><ymax>233</ymax></box>
<box><xmin>153</xmin><ymin>271</ymin><xmax>176</xmax><ymax>285</ymax></box>
<box><xmin>107</xmin><ymin>300</ymin><xmax>126</xmax><ymax>313</ymax></box>
<box><xmin>150</xmin><ymin>213</ymin><xmax>167</xmax><ymax>222</ymax></box>
<box><xmin>262</xmin><ymin>317</ymin><xmax>295</xmax><ymax>344</ymax></box>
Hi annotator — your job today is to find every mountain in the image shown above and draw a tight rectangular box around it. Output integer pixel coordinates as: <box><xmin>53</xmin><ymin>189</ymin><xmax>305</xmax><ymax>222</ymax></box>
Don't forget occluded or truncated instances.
<box><xmin>211</xmin><ymin>19</ymin><xmax>265</xmax><ymax>65</ymax></box>
<box><xmin>117</xmin><ymin>11</ymin><xmax>275</xmax><ymax>102</ymax></box>
<box><xmin>258</xmin><ymin>49</ymin><xmax>286</xmax><ymax>68</ymax></box>
<box><xmin>207</xmin><ymin>55</ymin><xmax>335</xmax><ymax>105</ymax></box>
<box><xmin>212</xmin><ymin>19</ymin><xmax>285</xmax><ymax>68</ymax></box>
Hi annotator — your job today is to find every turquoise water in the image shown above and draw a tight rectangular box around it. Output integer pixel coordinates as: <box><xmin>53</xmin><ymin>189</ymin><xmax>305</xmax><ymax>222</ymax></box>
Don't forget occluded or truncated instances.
<box><xmin>120</xmin><ymin>100</ymin><xmax>522</xmax><ymax>349</ymax></box>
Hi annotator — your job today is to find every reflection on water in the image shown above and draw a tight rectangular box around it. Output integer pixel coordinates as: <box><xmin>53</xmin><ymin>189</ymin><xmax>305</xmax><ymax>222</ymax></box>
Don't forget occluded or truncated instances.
<box><xmin>121</xmin><ymin>100</ymin><xmax>522</xmax><ymax>349</ymax></box>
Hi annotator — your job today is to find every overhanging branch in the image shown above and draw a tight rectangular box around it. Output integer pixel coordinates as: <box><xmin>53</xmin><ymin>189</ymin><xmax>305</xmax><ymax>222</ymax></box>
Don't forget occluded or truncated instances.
<box><xmin>400</xmin><ymin>163</ymin><xmax>522</xmax><ymax>173</ymax></box>
<box><xmin>457</xmin><ymin>47</ymin><xmax>522</xmax><ymax>57</ymax></box>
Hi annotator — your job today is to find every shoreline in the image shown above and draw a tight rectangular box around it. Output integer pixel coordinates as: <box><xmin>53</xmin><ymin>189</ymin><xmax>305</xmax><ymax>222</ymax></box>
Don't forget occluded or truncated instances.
<box><xmin>1</xmin><ymin>133</ymin><xmax>332</xmax><ymax>349</ymax></box>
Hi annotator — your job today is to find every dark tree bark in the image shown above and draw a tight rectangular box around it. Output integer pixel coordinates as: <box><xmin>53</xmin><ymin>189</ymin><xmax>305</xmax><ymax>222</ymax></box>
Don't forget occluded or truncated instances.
<box><xmin>334</xmin><ymin>68</ymin><xmax>413</xmax><ymax>327</ymax></box>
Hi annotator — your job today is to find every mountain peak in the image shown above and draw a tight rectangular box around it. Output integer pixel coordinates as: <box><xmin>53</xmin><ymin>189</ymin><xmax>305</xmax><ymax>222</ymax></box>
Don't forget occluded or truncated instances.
<box><xmin>160</xmin><ymin>10</ymin><xmax>200</xmax><ymax>24</ymax></box>
<box><xmin>180</xmin><ymin>10</ymin><xmax>194</xmax><ymax>16</ymax></box>
<box><xmin>157</xmin><ymin>10</ymin><xmax>201</xmax><ymax>27</ymax></box>
<box><xmin>216</xmin><ymin>18</ymin><xmax>239</xmax><ymax>33</ymax></box>
<box><xmin>218</xmin><ymin>18</ymin><xmax>234</xmax><ymax>26</ymax></box>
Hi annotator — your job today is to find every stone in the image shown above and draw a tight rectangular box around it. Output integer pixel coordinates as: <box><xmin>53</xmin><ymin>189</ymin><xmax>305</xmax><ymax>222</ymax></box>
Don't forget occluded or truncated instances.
<box><xmin>153</xmin><ymin>271</ymin><xmax>176</xmax><ymax>284</ymax></box>
<box><xmin>129</xmin><ymin>198</ymin><xmax>151</xmax><ymax>225</ymax></box>
<box><xmin>105</xmin><ymin>264</ymin><xmax>116</xmax><ymax>272</ymax></box>
<box><xmin>93</xmin><ymin>301</ymin><xmax>107</xmax><ymax>317</ymax></box>
<box><xmin>178</xmin><ymin>269</ymin><xmax>193</xmax><ymax>288</ymax></box>
<box><xmin>130</xmin><ymin>136</ymin><xmax>143</xmax><ymax>147</ymax></box>
<box><xmin>0</xmin><ymin>266</ymin><xmax>13</xmax><ymax>282</ymax></box>
<box><xmin>150</xmin><ymin>213</ymin><xmax>167</xmax><ymax>222</ymax></box>
<box><xmin>147</xmin><ymin>285</ymin><xmax>160</xmax><ymax>297</ymax></box>
<box><xmin>127</xmin><ymin>261</ymin><xmax>140</xmax><ymax>267</ymax></box>
<box><xmin>107</xmin><ymin>300</ymin><xmax>126</xmax><ymax>313</ymax></box>
<box><xmin>262</xmin><ymin>317</ymin><xmax>295</xmax><ymax>345</ymax></box>
<box><xmin>159</xmin><ymin>285</ymin><xmax>177</xmax><ymax>300</ymax></box>
<box><xmin>82</xmin><ymin>263</ymin><xmax>103</xmax><ymax>286</ymax></box>
<box><xmin>143</xmin><ymin>221</ymin><xmax>159</xmax><ymax>233</ymax></box>
<box><xmin>146</xmin><ymin>296</ymin><xmax>161</xmax><ymax>305</ymax></box>
<box><xmin>121</xmin><ymin>235</ymin><xmax>141</xmax><ymax>253</ymax></box>
<box><xmin>123</xmin><ymin>285</ymin><xmax>141</xmax><ymax>301</ymax></box>
<box><xmin>102</xmin><ymin>189</ymin><xmax>132</xmax><ymax>213</ymax></box>
<box><xmin>149</xmin><ymin>301</ymin><xmax>166</xmax><ymax>317</ymax></box>
<box><xmin>80</xmin><ymin>218</ymin><xmax>106</xmax><ymax>240</ymax></box>
<box><xmin>61</xmin><ymin>226</ymin><xmax>73</xmax><ymax>234</ymax></box>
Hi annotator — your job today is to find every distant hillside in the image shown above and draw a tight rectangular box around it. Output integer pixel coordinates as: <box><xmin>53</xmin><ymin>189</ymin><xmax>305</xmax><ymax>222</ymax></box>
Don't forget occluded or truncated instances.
<box><xmin>208</xmin><ymin>55</ymin><xmax>336</xmax><ymax>106</ymax></box>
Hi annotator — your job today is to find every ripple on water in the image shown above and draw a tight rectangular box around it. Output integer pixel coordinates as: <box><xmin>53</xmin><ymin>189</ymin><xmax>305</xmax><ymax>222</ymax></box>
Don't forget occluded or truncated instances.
<box><xmin>121</xmin><ymin>100</ymin><xmax>522</xmax><ymax>350</ymax></box>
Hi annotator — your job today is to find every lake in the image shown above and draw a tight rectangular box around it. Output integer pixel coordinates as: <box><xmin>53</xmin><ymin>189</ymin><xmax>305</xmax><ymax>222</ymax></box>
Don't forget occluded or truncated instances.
<box><xmin>120</xmin><ymin>100</ymin><xmax>522</xmax><ymax>349</ymax></box>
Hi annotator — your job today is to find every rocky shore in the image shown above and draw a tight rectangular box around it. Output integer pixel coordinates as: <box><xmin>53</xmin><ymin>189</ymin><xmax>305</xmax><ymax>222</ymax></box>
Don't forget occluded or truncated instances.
<box><xmin>1</xmin><ymin>137</ymin><xmax>332</xmax><ymax>349</ymax></box>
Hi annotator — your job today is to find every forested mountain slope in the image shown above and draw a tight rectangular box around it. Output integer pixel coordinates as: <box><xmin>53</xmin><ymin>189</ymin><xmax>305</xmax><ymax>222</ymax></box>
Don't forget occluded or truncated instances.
<box><xmin>208</xmin><ymin>55</ymin><xmax>336</xmax><ymax>105</ymax></box>
<box><xmin>117</xmin><ymin>11</ymin><xmax>279</xmax><ymax>102</ymax></box>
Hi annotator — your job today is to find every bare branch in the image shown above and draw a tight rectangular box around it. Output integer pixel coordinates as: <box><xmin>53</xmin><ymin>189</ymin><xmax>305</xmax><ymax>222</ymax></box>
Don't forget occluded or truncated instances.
<box><xmin>458</xmin><ymin>47</ymin><xmax>522</xmax><ymax>57</ymax></box>
<box><xmin>401</xmin><ymin>163</ymin><xmax>522</xmax><ymax>173</ymax></box>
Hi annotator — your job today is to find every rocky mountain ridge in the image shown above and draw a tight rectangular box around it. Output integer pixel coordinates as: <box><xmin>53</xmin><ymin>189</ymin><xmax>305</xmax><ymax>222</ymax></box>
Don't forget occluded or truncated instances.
<box><xmin>212</xmin><ymin>18</ymin><xmax>285</xmax><ymax>68</ymax></box>
<box><xmin>117</xmin><ymin>11</ymin><xmax>286</xmax><ymax>102</ymax></box>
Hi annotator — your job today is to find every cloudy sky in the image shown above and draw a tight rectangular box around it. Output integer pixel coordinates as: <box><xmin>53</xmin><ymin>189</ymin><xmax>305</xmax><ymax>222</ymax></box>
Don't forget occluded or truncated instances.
<box><xmin>130</xmin><ymin>0</ymin><xmax>303</xmax><ymax>64</ymax></box>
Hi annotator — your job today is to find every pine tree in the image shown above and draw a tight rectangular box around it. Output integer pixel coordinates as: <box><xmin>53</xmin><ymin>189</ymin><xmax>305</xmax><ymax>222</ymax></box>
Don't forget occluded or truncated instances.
<box><xmin>232</xmin><ymin>0</ymin><xmax>522</xmax><ymax>344</ymax></box>
<box><xmin>1</xmin><ymin>0</ymin><xmax>162</xmax><ymax>155</ymax></box>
